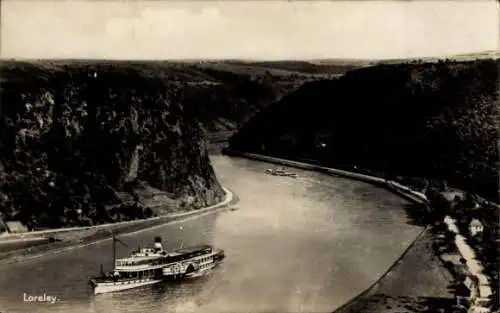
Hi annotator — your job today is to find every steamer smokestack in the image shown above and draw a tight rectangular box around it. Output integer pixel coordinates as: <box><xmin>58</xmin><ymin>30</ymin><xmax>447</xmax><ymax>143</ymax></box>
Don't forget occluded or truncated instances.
<box><xmin>154</xmin><ymin>236</ymin><xmax>163</xmax><ymax>251</ymax></box>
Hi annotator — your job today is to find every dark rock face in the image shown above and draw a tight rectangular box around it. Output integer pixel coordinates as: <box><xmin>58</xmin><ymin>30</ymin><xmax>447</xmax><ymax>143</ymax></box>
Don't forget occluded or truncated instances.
<box><xmin>230</xmin><ymin>59</ymin><xmax>499</xmax><ymax>202</ymax></box>
<box><xmin>0</xmin><ymin>62</ymin><xmax>224</xmax><ymax>229</ymax></box>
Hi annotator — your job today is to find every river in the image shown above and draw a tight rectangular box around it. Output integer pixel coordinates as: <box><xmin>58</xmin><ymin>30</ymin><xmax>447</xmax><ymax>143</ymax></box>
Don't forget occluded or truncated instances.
<box><xmin>0</xmin><ymin>155</ymin><xmax>424</xmax><ymax>313</ymax></box>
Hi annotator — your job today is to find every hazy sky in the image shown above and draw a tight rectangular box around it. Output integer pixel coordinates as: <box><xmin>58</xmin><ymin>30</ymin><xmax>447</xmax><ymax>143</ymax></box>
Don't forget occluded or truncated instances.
<box><xmin>1</xmin><ymin>1</ymin><xmax>498</xmax><ymax>60</ymax></box>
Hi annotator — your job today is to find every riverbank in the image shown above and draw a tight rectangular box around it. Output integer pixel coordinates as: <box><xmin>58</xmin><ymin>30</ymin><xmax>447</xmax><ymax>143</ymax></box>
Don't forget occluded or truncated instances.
<box><xmin>0</xmin><ymin>187</ymin><xmax>234</xmax><ymax>266</ymax></box>
<box><xmin>205</xmin><ymin>130</ymin><xmax>234</xmax><ymax>155</ymax></box>
<box><xmin>334</xmin><ymin>227</ymin><xmax>455</xmax><ymax>313</ymax></box>
<box><xmin>222</xmin><ymin>149</ymin><xmax>428</xmax><ymax>203</ymax></box>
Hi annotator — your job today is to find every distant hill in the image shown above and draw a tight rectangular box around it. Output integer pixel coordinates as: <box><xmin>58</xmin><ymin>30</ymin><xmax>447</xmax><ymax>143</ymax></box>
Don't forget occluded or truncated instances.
<box><xmin>0</xmin><ymin>59</ymin><xmax>358</xmax><ymax>134</ymax></box>
<box><xmin>371</xmin><ymin>50</ymin><xmax>500</xmax><ymax>65</ymax></box>
<box><xmin>229</xmin><ymin>58</ymin><xmax>500</xmax><ymax>202</ymax></box>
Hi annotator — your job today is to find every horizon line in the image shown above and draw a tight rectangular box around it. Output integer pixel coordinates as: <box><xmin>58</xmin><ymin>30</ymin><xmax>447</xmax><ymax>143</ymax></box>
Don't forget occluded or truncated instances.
<box><xmin>1</xmin><ymin>50</ymin><xmax>499</xmax><ymax>63</ymax></box>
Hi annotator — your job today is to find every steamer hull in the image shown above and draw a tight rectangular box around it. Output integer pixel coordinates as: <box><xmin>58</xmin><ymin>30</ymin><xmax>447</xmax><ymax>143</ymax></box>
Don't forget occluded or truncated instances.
<box><xmin>90</xmin><ymin>277</ymin><xmax>163</xmax><ymax>295</ymax></box>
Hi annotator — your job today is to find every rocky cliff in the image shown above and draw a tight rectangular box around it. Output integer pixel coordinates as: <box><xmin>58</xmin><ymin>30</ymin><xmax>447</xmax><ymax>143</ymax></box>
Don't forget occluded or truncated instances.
<box><xmin>0</xmin><ymin>61</ymin><xmax>224</xmax><ymax>229</ymax></box>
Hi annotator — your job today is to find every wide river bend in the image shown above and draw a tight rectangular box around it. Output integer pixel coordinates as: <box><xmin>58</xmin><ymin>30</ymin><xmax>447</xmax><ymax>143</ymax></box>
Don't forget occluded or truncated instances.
<box><xmin>0</xmin><ymin>155</ymin><xmax>423</xmax><ymax>313</ymax></box>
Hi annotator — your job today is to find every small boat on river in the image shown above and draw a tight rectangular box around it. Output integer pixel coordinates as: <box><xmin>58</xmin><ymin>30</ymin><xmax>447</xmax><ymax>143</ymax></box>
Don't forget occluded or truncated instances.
<box><xmin>89</xmin><ymin>234</ymin><xmax>225</xmax><ymax>295</ymax></box>
<box><xmin>265</xmin><ymin>167</ymin><xmax>297</xmax><ymax>178</ymax></box>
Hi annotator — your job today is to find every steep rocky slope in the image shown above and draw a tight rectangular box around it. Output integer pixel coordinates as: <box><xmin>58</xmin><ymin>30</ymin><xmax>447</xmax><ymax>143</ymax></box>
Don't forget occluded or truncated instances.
<box><xmin>229</xmin><ymin>59</ymin><xmax>499</xmax><ymax>202</ymax></box>
<box><xmin>0</xmin><ymin>61</ymin><xmax>225</xmax><ymax>229</ymax></box>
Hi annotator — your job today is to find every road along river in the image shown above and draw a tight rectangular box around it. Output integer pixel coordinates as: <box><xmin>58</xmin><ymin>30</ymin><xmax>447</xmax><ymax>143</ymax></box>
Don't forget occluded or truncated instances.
<box><xmin>0</xmin><ymin>155</ymin><xmax>424</xmax><ymax>313</ymax></box>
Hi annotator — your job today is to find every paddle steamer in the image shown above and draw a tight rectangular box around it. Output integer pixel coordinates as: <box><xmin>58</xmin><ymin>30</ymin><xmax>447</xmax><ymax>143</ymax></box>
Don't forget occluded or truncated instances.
<box><xmin>89</xmin><ymin>235</ymin><xmax>225</xmax><ymax>294</ymax></box>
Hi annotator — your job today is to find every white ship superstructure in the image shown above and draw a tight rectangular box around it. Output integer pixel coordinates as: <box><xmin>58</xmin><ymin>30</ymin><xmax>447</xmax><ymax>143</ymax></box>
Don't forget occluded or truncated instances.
<box><xmin>89</xmin><ymin>236</ymin><xmax>168</xmax><ymax>294</ymax></box>
<box><xmin>89</xmin><ymin>235</ymin><xmax>225</xmax><ymax>295</ymax></box>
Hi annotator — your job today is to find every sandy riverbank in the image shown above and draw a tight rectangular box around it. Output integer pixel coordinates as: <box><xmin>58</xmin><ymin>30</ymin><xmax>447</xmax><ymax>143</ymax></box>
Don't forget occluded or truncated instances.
<box><xmin>334</xmin><ymin>227</ymin><xmax>455</xmax><ymax>313</ymax></box>
<box><xmin>0</xmin><ymin>187</ymin><xmax>234</xmax><ymax>266</ymax></box>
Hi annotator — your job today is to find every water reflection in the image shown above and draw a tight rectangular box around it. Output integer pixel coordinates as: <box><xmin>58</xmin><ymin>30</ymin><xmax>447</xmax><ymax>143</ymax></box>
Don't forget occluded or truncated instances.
<box><xmin>90</xmin><ymin>274</ymin><xmax>218</xmax><ymax>313</ymax></box>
